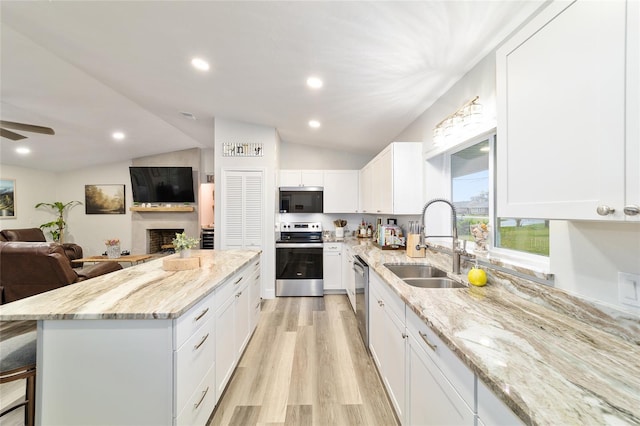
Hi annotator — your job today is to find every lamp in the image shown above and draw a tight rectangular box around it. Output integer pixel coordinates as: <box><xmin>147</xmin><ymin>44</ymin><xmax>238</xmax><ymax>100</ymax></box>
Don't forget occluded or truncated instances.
<box><xmin>433</xmin><ymin>96</ymin><xmax>482</xmax><ymax>146</ymax></box>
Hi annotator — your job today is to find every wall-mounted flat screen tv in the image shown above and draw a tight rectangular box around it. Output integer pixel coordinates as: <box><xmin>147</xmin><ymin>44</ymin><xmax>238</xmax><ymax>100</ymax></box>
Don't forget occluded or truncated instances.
<box><xmin>129</xmin><ymin>166</ymin><xmax>195</xmax><ymax>203</ymax></box>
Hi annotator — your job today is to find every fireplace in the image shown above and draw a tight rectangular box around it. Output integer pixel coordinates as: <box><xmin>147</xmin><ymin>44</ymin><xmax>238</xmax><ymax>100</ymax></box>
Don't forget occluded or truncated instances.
<box><xmin>147</xmin><ymin>229</ymin><xmax>184</xmax><ymax>254</ymax></box>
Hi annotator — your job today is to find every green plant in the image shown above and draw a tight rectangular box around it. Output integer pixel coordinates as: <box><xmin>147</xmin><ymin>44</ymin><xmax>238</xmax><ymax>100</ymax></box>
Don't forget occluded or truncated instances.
<box><xmin>172</xmin><ymin>232</ymin><xmax>199</xmax><ymax>251</ymax></box>
<box><xmin>35</xmin><ymin>200</ymin><xmax>82</xmax><ymax>243</ymax></box>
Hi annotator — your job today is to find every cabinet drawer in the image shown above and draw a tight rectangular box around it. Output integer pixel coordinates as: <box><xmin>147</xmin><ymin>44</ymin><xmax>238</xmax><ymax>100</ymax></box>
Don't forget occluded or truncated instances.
<box><xmin>371</xmin><ymin>271</ymin><xmax>405</xmax><ymax>324</ymax></box>
<box><xmin>406</xmin><ymin>306</ymin><xmax>474</xmax><ymax>410</ymax></box>
<box><xmin>214</xmin><ymin>273</ymin><xmax>244</xmax><ymax>311</ymax></box>
<box><xmin>175</xmin><ymin>292</ymin><xmax>215</xmax><ymax>348</ymax></box>
<box><xmin>176</xmin><ymin>363</ymin><xmax>216</xmax><ymax>426</ymax></box>
<box><xmin>324</xmin><ymin>243</ymin><xmax>342</xmax><ymax>251</ymax></box>
<box><xmin>175</xmin><ymin>317</ymin><xmax>215</xmax><ymax>412</ymax></box>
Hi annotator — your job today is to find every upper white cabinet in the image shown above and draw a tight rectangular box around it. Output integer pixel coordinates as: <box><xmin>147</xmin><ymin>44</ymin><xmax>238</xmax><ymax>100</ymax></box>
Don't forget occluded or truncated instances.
<box><xmin>323</xmin><ymin>170</ymin><xmax>359</xmax><ymax>213</ymax></box>
<box><xmin>359</xmin><ymin>142</ymin><xmax>424</xmax><ymax>215</ymax></box>
<box><xmin>497</xmin><ymin>0</ymin><xmax>639</xmax><ymax>221</ymax></box>
<box><xmin>279</xmin><ymin>170</ymin><xmax>324</xmax><ymax>187</ymax></box>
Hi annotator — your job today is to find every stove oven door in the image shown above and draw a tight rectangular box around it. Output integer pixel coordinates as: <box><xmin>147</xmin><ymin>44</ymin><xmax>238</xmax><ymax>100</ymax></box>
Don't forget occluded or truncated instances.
<box><xmin>275</xmin><ymin>243</ymin><xmax>323</xmax><ymax>296</ymax></box>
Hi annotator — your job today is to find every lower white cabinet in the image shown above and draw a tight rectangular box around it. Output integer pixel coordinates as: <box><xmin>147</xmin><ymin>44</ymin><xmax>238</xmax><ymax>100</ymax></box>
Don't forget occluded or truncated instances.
<box><xmin>249</xmin><ymin>258</ymin><xmax>262</xmax><ymax>331</ymax></box>
<box><xmin>369</xmin><ymin>271</ymin><xmax>406</xmax><ymax>424</ymax></box>
<box><xmin>342</xmin><ymin>245</ymin><xmax>356</xmax><ymax>311</ymax></box>
<box><xmin>477</xmin><ymin>379</ymin><xmax>524</xmax><ymax>426</ymax></box>
<box><xmin>406</xmin><ymin>308</ymin><xmax>475</xmax><ymax>425</ymax></box>
<box><xmin>323</xmin><ymin>242</ymin><xmax>343</xmax><ymax>292</ymax></box>
<box><xmin>215</xmin><ymin>265</ymin><xmax>254</xmax><ymax>399</ymax></box>
<box><xmin>368</xmin><ymin>268</ymin><xmax>521</xmax><ymax>426</ymax></box>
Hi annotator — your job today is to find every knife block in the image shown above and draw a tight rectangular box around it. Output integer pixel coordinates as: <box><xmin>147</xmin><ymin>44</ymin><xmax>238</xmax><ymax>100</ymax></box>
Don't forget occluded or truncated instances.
<box><xmin>406</xmin><ymin>234</ymin><xmax>425</xmax><ymax>258</ymax></box>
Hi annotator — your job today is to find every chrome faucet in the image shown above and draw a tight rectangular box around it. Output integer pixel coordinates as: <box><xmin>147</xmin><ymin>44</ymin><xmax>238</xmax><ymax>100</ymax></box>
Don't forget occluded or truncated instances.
<box><xmin>417</xmin><ymin>198</ymin><xmax>463</xmax><ymax>274</ymax></box>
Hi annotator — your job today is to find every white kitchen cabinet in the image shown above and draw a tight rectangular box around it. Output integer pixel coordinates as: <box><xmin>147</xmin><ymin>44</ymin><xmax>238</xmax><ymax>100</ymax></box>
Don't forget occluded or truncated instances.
<box><xmin>323</xmin><ymin>170</ymin><xmax>359</xmax><ymax>213</ymax></box>
<box><xmin>342</xmin><ymin>244</ymin><xmax>356</xmax><ymax>312</ymax></box>
<box><xmin>221</xmin><ymin>169</ymin><xmax>264</xmax><ymax>248</ymax></box>
<box><xmin>359</xmin><ymin>142</ymin><xmax>424</xmax><ymax>215</ymax></box>
<box><xmin>477</xmin><ymin>379</ymin><xmax>524</xmax><ymax>426</ymax></box>
<box><xmin>368</xmin><ymin>271</ymin><xmax>406</xmax><ymax>424</ymax></box>
<box><xmin>214</xmin><ymin>265</ymin><xmax>254</xmax><ymax>400</ymax></box>
<box><xmin>323</xmin><ymin>242</ymin><xmax>343</xmax><ymax>292</ymax></box>
<box><xmin>497</xmin><ymin>0</ymin><xmax>639</xmax><ymax>221</ymax></box>
<box><xmin>406</xmin><ymin>306</ymin><xmax>475</xmax><ymax>426</ymax></box>
<box><xmin>279</xmin><ymin>170</ymin><xmax>324</xmax><ymax>187</ymax></box>
<box><xmin>248</xmin><ymin>258</ymin><xmax>262</xmax><ymax>331</ymax></box>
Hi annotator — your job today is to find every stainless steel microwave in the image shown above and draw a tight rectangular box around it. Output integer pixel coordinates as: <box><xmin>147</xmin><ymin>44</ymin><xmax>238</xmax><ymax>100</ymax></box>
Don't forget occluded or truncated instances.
<box><xmin>279</xmin><ymin>187</ymin><xmax>323</xmax><ymax>213</ymax></box>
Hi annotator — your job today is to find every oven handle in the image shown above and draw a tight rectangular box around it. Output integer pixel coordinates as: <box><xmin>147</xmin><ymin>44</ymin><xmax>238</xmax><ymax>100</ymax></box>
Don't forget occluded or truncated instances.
<box><xmin>276</xmin><ymin>243</ymin><xmax>324</xmax><ymax>249</ymax></box>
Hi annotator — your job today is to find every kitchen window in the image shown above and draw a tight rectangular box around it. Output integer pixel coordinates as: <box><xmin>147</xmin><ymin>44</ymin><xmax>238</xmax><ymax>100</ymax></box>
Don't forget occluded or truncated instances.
<box><xmin>449</xmin><ymin>132</ymin><xmax>550</xmax><ymax>260</ymax></box>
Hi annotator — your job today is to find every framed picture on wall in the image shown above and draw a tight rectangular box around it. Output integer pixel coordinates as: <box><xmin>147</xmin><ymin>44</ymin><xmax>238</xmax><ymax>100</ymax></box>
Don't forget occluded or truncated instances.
<box><xmin>85</xmin><ymin>184</ymin><xmax>126</xmax><ymax>214</ymax></box>
<box><xmin>0</xmin><ymin>178</ymin><xmax>16</xmax><ymax>219</ymax></box>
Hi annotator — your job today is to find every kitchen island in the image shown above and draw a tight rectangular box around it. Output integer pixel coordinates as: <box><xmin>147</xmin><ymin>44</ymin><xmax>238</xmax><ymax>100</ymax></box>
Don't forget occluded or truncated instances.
<box><xmin>0</xmin><ymin>249</ymin><xmax>261</xmax><ymax>426</ymax></box>
<box><xmin>346</xmin><ymin>238</ymin><xmax>640</xmax><ymax>425</ymax></box>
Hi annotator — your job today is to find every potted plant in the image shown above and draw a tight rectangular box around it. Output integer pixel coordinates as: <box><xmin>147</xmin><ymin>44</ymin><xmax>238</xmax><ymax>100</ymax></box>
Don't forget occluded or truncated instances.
<box><xmin>35</xmin><ymin>200</ymin><xmax>82</xmax><ymax>243</ymax></box>
<box><xmin>172</xmin><ymin>232</ymin><xmax>200</xmax><ymax>258</ymax></box>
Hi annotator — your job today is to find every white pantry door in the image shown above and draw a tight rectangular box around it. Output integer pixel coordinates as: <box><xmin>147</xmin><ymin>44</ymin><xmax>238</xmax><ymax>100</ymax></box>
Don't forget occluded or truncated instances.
<box><xmin>221</xmin><ymin>169</ymin><xmax>264</xmax><ymax>249</ymax></box>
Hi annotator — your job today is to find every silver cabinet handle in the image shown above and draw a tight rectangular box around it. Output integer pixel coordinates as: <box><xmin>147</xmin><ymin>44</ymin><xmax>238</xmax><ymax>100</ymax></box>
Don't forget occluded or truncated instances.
<box><xmin>419</xmin><ymin>331</ymin><xmax>437</xmax><ymax>352</ymax></box>
<box><xmin>402</xmin><ymin>333</ymin><xmax>408</xmax><ymax>339</ymax></box>
<box><xmin>378</xmin><ymin>299</ymin><xmax>384</xmax><ymax>307</ymax></box>
<box><xmin>596</xmin><ymin>205</ymin><xmax>615</xmax><ymax>216</ymax></box>
<box><xmin>235</xmin><ymin>291</ymin><xmax>243</xmax><ymax>298</ymax></box>
<box><xmin>194</xmin><ymin>333</ymin><xmax>210</xmax><ymax>350</ymax></box>
<box><xmin>194</xmin><ymin>307</ymin><xmax>209</xmax><ymax>322</ymax></box>
<box><xmin>234</xmin><ymin>277</ymin><xmax>242</xmax><ymax>285</ymax></box>
<box><xmin>194</xmin><ymin>386</ymin><xmax>210</xmax><ymax>409</ymax></box>
<box><xmin>624</xmin><ymin>205</ymin><xmax>640</xmax><ymax>216</ymax></box>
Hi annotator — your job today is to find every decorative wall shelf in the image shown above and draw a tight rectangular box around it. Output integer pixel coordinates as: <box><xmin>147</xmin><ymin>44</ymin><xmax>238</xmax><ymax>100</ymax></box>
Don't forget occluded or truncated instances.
<box><xmin>130</xmin><ymin>206</ymin><xmax>195</xmax><ymax>212</ymax></box>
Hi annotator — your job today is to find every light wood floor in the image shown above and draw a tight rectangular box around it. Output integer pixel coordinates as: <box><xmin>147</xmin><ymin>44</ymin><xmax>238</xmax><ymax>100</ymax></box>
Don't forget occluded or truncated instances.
<box><xmin>209</xmin><ymin>295</ymin><xmax>399</xmax><ymax>426</ymax></box>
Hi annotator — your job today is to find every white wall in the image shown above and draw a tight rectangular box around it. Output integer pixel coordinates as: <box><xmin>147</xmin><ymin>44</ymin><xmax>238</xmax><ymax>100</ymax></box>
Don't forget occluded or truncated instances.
<box><xmin>279</xmin><ymin>141</ymin><xmax>372</xmax><ymax>170</ymax></box>
<box><xmin>214</xmin><ymin>117</ymin><xmax>279</xmax><ymax>299</ymax></box>
<box><xmin>392</xmin><ymin>44</ymin><xmax>640</xmax><ymax>315</ymax></box>
<box><xmin>0</xmin><ymin>165</ymin><xmax>58</xmax><ymax>231</ymax></box>
<box><xmin>56</xmin><ymin>161</ymin><xmax>132</xmax><ymax>255</ymax></box>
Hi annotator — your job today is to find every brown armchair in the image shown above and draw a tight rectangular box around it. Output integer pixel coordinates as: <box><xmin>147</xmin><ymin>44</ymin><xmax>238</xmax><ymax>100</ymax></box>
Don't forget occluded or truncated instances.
<box><xmin>0</xmin><ymin>228</ymin><xmax>84</xmax><ymax>267</ymax></box>
<box><xmin>0</xmin><ymin>241</ymin><xmax>123</xmax><ymax>304</ymax></box>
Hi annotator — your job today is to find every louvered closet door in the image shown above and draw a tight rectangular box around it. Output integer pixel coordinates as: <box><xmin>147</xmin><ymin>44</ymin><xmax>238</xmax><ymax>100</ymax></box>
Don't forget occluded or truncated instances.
<box><xmin>221</xmin><ymin>170</ymin><xmax>264</xmax><ymax>249</ymax></box>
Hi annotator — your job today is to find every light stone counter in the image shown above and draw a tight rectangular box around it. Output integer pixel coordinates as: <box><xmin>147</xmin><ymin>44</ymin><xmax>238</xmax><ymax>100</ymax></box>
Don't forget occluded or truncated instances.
<box><xmin>346</xmin><ymin>238</ymin><xmax>640</xmax><ymax>426</ymax></box>
<box><xmin>0</xmin><ymin>249</ymin><xmax>261</xmax><ymax>320</ymax></box>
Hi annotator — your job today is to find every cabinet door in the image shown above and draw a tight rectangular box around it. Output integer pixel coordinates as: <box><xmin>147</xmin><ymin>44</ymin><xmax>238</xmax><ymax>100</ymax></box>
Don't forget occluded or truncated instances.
<box><xmin>322</xmin><ymin>249</ymin><xmax>343</xmax><ymax>291</ymax></box>
<box><xmin>221</xmin><ymin>170</ymin><xmax>263</xmax><ymax>249</ymax></box>
<box><xmin>407</xmin><ymin>332</ymin><xmax>475</xmax><ymax>426</ymax></box>
<box><xmin>234</xmin><ymin>281</ymin><xmax>251</xmax><ymax>357</ymax></box>
<box><xmin>359</xmin><ymin>164</ymin><xmax>373</xmax><ymax>213</ymax></box>
<box><xmin>627</xmin><ymin>0</ymin><xmax>640</xmax><ymax>222</ymax></box>
<box><xmin>324</xmin><ymin>170</ymin><xmax>359</xmax><ymax>213</ymax></box>
<box><xmin>383</xmin><ymin>306</ymin><xmax>405</xmax><ymax>424</ymax></box>
<box><xmin>496</xmin><ymin>0</ymin><xmax>627</xmax><ymax>220</ymax></box>
<box><xmin>373</xmin><ymin>148</ymin><xmax>393</xmax><ymax>214</ymax></box>
<box><xmin>301</xmin><ymin>170</ymin><xmax>324</xmax><ymax>186</ymax></box>
<box><xmin>215</xmin><ymin>293</ymin><xmax>236</xmax><ymax>398</ymax></box>
<box><xmin>477</xmin><ymin>379</ymin><xmax>524</xmax><ymax>426</ymax></box>
<box><xmin>280</xmin><ymin>170</ymin><xmax>302</xmax><ymax>186</ymax></box>
<box><xmin>342</xmin><ymin>247</ymin><xmax>356</xmax><ymax>312</ymax></box>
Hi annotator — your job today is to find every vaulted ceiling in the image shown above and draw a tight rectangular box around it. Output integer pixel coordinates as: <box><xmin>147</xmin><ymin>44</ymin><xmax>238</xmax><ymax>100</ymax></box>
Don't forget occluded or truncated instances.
<box><xmin>0</xmin><ymin>1</ymin><xmax>543</xmax><ymax>172</ymax></box>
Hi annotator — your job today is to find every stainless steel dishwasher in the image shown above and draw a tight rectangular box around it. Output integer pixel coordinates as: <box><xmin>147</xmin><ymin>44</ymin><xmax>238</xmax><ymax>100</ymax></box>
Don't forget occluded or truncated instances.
<box><xmin>353</xmin><ymin>255</ymin><xmax>369</xmax><ymax>350</ymax></box>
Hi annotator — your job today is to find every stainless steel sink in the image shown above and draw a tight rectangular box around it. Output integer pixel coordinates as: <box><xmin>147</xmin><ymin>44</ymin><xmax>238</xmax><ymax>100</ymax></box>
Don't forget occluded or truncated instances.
<box><xmin>384</xmin><ymin>263</ymin><xmax>448</xmax><ymax>279</ymax></box>
<box><xmin>402</xmin><ymin>278</ymin><xmax>466</xmax><ymax>289</ymax></box>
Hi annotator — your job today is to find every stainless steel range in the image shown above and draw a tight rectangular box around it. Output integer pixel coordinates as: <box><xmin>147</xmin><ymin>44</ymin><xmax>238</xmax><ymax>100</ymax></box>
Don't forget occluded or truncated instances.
<box><xmin>275</xmin><ymin>222</ymin><xmax>323</xmax><ymax>297</ymax></box>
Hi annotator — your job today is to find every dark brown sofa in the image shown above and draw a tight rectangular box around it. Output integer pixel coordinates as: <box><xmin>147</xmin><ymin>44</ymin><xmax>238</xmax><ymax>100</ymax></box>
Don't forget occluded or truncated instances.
<box><xmin>0</xmin><ymin>228</ymin><xmax>83</xmax><ymax>267</ymax></box>
<box><xmin>0</xmin><ymin>241</ymin><xmax>123</xmax><ymax>304</ymax></box>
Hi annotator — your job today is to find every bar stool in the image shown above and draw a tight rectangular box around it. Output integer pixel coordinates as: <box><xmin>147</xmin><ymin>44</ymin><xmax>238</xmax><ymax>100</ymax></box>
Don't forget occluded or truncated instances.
<box><xmin>0</xmin><ymin>329</ymin><xmax>37</xmax><ymax>426</ymax></box>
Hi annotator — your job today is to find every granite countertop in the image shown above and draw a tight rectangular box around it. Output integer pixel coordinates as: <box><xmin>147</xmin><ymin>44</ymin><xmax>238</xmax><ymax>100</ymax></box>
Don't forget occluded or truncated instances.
<box><xmin>345</xmin><ymin>238</ymin><xmax>640</xmax><ymax>426</ymax></box>
<box><xmin>0</xmin><ymin>249</ymin><xmax>260</xmax><ymax>321</ymax></box>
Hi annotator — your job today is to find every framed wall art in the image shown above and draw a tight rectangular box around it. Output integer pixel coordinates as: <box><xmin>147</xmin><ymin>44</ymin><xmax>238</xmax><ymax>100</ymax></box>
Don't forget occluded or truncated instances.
<box><xmin>85</xmin><ymin>184</ymin><xmax>126</xmax><ymax>214</ymax></box>
<box><xmin>0</xmin><ymin>179</ymin><xmax>16</xmax><ymax>219</ymax></box>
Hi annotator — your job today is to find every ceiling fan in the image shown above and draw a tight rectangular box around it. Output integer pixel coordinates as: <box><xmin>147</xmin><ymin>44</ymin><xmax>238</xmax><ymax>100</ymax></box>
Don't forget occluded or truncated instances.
<box><xmin>0</xmin><ymin>120</ymin><xmax>55</xmax><ymax>141</ymax></box>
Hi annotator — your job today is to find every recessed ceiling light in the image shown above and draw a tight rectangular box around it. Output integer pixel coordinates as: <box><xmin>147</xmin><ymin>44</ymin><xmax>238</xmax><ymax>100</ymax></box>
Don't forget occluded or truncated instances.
<box><xmin>15</xmin><ymin>147</ymin><xmax>30</xmax><ymax>155</ymax></box>
<box><xmin>191</xmin><ymin>57</ymin><xmax>210</xmax><ymax>71</ymax></box>
<box><xmin>112</xmin><ymin>131</ymin><xmax>125</xmax><ymax>141</ymax></box>
<box><xmin>306</xmin><ymin>76</ymin><xmax>323</xmax><ymax>89</ymax></box>
<box><xmin>308</xmin><ymin>120</ymin><xmax>321</xmax><ymax>128</ymax></box>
